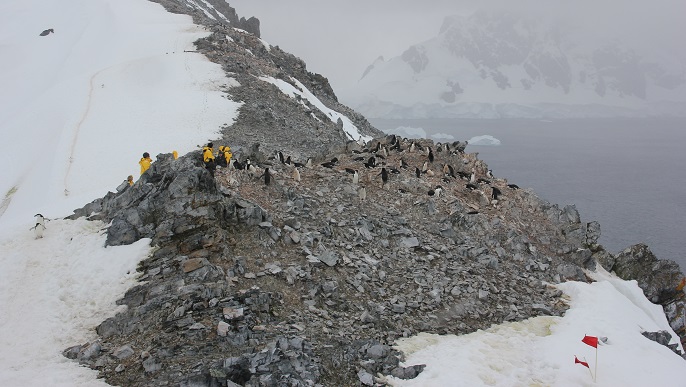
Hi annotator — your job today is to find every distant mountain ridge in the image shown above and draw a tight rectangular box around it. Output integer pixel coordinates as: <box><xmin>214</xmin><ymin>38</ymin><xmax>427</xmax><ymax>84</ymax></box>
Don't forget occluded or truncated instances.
<box><xmin>348</xmin><ymin>11</ymin><xmax>686</xmax><ymax>119</ymax></box>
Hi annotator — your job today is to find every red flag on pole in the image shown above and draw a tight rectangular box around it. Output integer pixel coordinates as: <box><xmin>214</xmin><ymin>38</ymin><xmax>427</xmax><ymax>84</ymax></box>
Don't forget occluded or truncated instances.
<box><xmin>575</xmin><ymin>356</ymin><xmax>590</xmax><ymax>368</ymax></box>
<box><xmin>582</xmin><ymin>335</ymin><xmax>598</xmax><ymax>348</ymax></box>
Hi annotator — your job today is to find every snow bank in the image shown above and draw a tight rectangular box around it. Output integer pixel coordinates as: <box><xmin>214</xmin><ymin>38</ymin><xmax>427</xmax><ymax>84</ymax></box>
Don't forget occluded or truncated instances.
<box><xmin>0</xmin><ymin>218</ymin><xmax>151</xmax><ymax>386</ymax></box>
<box><xmin>387</xmin><ymin>270</ymin><xmax>686</xmax><ymax>386</ymax></box>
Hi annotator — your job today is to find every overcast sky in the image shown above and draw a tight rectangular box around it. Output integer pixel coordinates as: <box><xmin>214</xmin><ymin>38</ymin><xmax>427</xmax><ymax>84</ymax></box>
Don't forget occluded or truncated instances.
<box><xmin>230</xmin><ymin>0</ymin><xmax>686</xmax><ymax>98</ymax></box>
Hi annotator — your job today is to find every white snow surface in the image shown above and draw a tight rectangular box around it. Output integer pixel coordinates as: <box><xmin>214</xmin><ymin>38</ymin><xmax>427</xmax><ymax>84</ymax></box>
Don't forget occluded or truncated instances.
<box><xmin>0</xmin><ymin>219</ymin><xmax>151</xmax><ymax>387</ymax></box>
<box><xmin>388</xmin><ymin>269</ymin><xmax>686</xmax><ymax>386</ymax></box>
<box><xmin>1</xmin><ymin>1</ymin><xmax>686</xmax><ymax>386</ymax></box>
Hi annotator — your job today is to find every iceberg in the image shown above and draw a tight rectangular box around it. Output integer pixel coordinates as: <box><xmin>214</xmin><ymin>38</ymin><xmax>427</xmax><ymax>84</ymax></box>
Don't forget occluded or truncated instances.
<box><xmin>468</xmin><ymin>135</ymin><xmax>501</xmax><ymax>146</ymax></box>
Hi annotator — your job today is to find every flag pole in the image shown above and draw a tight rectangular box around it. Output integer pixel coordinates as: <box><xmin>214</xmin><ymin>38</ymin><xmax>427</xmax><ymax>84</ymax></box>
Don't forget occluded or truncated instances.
<box><xmin>594</xmin><ymin>346</ymin><xmax>598</xmax><ymax>383</ymax></box>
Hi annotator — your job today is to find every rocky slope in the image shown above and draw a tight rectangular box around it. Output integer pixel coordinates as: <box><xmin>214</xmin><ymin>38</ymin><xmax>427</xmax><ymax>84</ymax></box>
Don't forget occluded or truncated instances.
<box><xmin>59</xmin><ymin>2</ymin><xmax>686</xmax><ymax>386</ymax></box>
<box><xmin>65</xmin><ymin>136</ymin><xmax>686</xmax><ymax>385</ymax></box>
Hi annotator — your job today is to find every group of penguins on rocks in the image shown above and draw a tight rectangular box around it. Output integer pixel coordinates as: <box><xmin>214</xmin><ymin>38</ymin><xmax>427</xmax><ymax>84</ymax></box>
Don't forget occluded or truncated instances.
<box><xmin>213</xmin><ymin>134</ymin><xmax>521</xmax><ymax>210</ymax></box>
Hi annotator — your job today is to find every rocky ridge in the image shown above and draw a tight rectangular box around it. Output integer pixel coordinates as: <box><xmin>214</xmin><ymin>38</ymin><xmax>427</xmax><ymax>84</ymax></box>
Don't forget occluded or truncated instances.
<box><xmin>59</xmin><ymin>2</ymin><xmax>686</xmax><ymax>386</ymax></box>
<box><xmin>66</xmin><ymin>134</ymin><xmax>686</xmax><ymax>385</ymax></box>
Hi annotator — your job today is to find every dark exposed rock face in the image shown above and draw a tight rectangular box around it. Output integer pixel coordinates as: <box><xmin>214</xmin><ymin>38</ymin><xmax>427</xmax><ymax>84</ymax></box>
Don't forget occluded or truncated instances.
<box><xmin>147</xmin><ymin>0</ymin><xmax>260</xmax><ymax>36</ymax></box>
<box><xmin>606</xmin><ymin>244</ymin><xmax>686</xmax><ymax>346</ymax></box>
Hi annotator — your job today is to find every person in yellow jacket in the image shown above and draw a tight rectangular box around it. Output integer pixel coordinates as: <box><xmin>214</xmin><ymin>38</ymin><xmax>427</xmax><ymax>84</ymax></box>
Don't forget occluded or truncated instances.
<box><xmin>202</xmin><ymin>143</ymin><xmax>216</xmax><ymax>176</ymax></box>
<box><xmin>218</xmin><ymin>145</ymin><xmax>233</xmax><ymax>167</ymax></box>
<box><xmin>127</xmin><ymin>175</ymin><xmax>134</xmax><ymax>186</ymax></box>
<box><xmin>139</xmin><ymin>152</ymin><xmax>152</xmax><ymax>175</ymax></box>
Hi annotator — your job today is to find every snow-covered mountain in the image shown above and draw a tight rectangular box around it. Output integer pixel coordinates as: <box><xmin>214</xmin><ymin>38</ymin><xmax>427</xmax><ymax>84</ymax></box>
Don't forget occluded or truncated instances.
<box><xmin>348</xmin><ymin>11</ymin><xmax>686</xmax><ymax>119</ymax></box>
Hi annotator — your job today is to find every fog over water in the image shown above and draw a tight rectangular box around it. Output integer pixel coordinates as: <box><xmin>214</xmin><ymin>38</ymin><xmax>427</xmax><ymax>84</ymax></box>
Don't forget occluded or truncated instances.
<box><xmin>371</xmin><ymin>118</ymin><xmax>686</xmax><ymax>271</ymax></box>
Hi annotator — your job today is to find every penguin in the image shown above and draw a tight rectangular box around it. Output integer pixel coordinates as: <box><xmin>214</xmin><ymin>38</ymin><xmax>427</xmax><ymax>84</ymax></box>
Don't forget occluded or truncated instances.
<box><xmin>248</xmin><ymin>163</ymin><xmax>258</xmax><ymax>177</ymax></box>
<box><xmin>491</xmin><ymin>186</ymin><xmax>502</xmax><ymax>200</ymax></box>
<box><xmin>292</xmin><ymin>167</ymin><xmax>301</xmax><ymax>182</ymax></box>
<box><xmin>415</xmin><ymin>167</ymin><xmax>421</xmax><ymax>178</ymax></box>
<box><xmin>409</xmin><ymin>142</ymin><xmax>416</xmax><ymax>153</ymax></box>
<box><xmin>31</xmin><ymin>214</ymin><xmax>47</xmax><ymax>239</ymax></box>
<box><xmin>358</xmin><ymin>186</ymin><xmax>367</xmax><ymax>201</ymax></box>
<box><xmin>278</xmin><ymin>151</ymin><xmax>285</xmax><ymax>164</ymax></box>
<box><xmin>320</xmin><ymin>157</ymin><xmax>338</xmax><ymax>168</ymax></box>
<box><xmin>380</xmin><ymin>167</ymin><xmax>389</xmax><ymax>187</ymax></box>
<box><xmin>381</xmin><ymin>146</ymin><xmax>388</xmax><ymax>158</ymax></box>
<box><xmin>443</xmin><ymin>164</ymin><xmax>450</xmax><ymax>175</ymax></box>
<box><xmin>364</xmin><ymin>156</ymin><xmax>376</xmax><ymax>168</ymax></box>
<box><xmin>261</xmin><ymin>168</ymin><xmax>271</xmax><ymax>185</ymax></box>
<box><xmin>469</xmin><ymin>170</ymin><xmax>476</xmax><ymax>183</ymax></box>
<box><xmin>486</xmin><ymin>169</ymin><xmax>494</xmax><ymax>179</ymax></box>
<box><xmin>447</xmin><ymin>165</ymin><xmax>456</xmax><ymax>178</ymax></box>
<box><xmin>399</xmin><ymin>159</ymin><xmax>408</xmax><ymax>169</ymax></box>
<box><xmin>428</xmin><ymin>147</ymin><xmax>434</xmax><ymax>163</ymax></box>
<box><xmin>233</xmin><ymin>160</ymin><xmax>244</xmax><ymax>170</ymax></box>
<box><xmin>352</xmin><ymin>170</ymin><xmax>359</xmax><ymax>185</ymax></box>
<box><xmin>421</xmin><ymin>161</ymin><xmax>429</xmax><ymax>173</ymax></box>
<box><xmin>435</xmin><ymin>185</ymin><xmax>443</xmax><ymax>197</ymax></box>
<box><xmin>466</xmin><ymin>183</ymin><xmax>478</xmax><ymax>191</ymax></box>
<box><xmin>507</xmin><ymin>184</ymin><xmax>520</xmax><ymax>190</ymax></box>
<box><xmin>285</xmin><ymin>155</ymin><xmax>292</xmax><ymax>165</ymax></box>
<box><xmin>306</xmin><ymin>158</ymin><xmax>313</xmax><ymax>168</ymax></box>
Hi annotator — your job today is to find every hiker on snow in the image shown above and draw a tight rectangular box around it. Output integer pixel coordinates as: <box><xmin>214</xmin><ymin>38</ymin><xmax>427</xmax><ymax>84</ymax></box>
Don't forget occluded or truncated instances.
<box><xmin>202</xmin><ymin>142</ymin><xmax>216</xmax><ymax>176</ymax></box>
<box><xmin>139</xmin><ymin>152</ymin><xmax>152</xmax><ymax>175</ymax></box>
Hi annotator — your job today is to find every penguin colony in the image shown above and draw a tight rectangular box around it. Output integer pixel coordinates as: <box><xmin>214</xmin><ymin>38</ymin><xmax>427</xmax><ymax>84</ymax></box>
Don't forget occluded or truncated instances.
<box><xmin>212</xmin><ymin>135</ymin><xmax>520</xmax><ymax>216</ymax></box>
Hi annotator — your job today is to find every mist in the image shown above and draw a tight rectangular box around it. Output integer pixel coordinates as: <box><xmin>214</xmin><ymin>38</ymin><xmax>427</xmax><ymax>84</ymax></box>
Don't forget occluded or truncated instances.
<box><xmin>230</xmin><ymin>0</ymin><xmax>686</xmax><ymax>98</ymax></box>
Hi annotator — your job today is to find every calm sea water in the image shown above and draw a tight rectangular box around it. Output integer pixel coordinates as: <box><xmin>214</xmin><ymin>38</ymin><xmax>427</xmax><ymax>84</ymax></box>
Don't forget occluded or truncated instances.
<box><xmin>370</xmin><ymin>118</ymin><xmax>686</xmax><ymax>272</ymax></box>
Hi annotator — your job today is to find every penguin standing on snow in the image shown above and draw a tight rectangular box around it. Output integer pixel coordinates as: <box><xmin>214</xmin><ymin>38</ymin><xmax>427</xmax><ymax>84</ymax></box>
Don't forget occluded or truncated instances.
<box><xmin>31</xmin><ymin>214</ymin><xmax>47</xmax><ymax>239</ymax></box>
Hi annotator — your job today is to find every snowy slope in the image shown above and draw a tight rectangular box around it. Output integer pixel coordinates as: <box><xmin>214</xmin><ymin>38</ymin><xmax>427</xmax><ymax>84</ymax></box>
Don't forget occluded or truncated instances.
<box><xmin>0</xmin><ymin>0</ymin><xmax>239</xmax><ymax>385</ymax></box>
<box><xmin>0</xmin><ymin>0</ymin><xmax>240</xmax><ymax>230</ymax></box>
<box><xmin>389</xmin><ymin>269</ymin><xmax>686</xmax><ymax>386</ymax></box>
<box><xmin>348</xmin><ymin>11</ymin><xmax>686</xmax><ymax>119</ymax></box>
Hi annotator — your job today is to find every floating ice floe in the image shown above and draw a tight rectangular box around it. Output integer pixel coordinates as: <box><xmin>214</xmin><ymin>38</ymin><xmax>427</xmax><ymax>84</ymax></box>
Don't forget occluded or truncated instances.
<box><xmin>468</xmin><ymin>135</ymin><xmax>501</xmax><ymax>146</ymax></box>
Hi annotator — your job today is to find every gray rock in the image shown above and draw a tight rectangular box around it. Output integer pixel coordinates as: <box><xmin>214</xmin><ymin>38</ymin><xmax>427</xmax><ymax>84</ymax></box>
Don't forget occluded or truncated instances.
<box><xmin>142</xmin><ymin>357</ymin><xmax>161</xmax><ymax>373</ymax></box>
<box><xmin>400</xmin><ymin>237</ymin><xmax>419</xmax><ymax>248</ymax></box>
<box><xmin>357</xmin><ymin>369</ymin><xmax>375</xmax><ymax>386</ymax></box>
<box><xmin>113</xmin><ymin>345</ymin><xmax>135</xmax><ymax>360</ymax></box>
<box><xmin>318</xmin><ymin>250</ymin><xmax>339</xmax><ymax>267</ymax></box>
